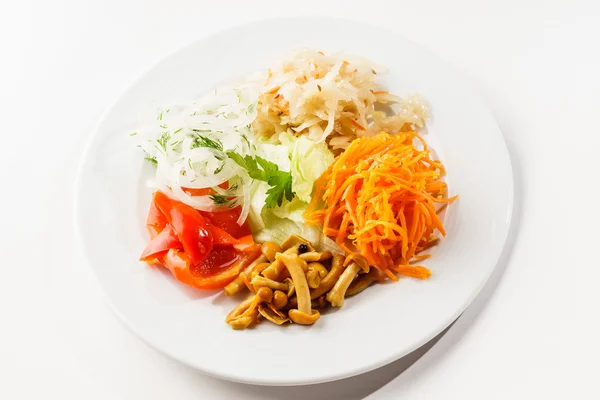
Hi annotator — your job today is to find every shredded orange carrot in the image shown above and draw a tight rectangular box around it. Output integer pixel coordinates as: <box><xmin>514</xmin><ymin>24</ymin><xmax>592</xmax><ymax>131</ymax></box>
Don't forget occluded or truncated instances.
<box><xmin>305</xmin><ymin>131</ymin><xmax>457</xmax><ymax>279</ymax></box>
<box><xmin>410</xmin><ymin>254</ymin><xmax>432</xmax><ymax>263</ymax></box>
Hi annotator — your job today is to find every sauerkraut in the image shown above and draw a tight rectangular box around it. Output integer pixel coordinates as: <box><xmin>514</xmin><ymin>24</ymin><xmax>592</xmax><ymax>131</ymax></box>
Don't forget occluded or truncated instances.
<box><xmin>252</xmin><ymin>49</ymin><xmax>429</xmax><ymax>152</ymax></box>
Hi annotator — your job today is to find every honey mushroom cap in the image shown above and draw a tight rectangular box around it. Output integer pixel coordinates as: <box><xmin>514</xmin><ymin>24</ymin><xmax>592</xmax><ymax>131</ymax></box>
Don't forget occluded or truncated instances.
<box><xmin>288</xmin><ymin>309</ymin><xmax>320</xmax><ymax>325</ymax></box>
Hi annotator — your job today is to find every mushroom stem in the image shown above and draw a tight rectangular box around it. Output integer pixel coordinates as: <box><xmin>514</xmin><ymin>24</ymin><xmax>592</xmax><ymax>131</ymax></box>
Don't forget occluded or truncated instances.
<box><xmin>326</xmin><ymin>262</ymin><xmax>362</xmax><ymax>307</ymax></box>
<box><xmin>224</xmin><ymin>254</ymin><xmax>268</xmax><ymax>296</ymax></box>
<box><xmin>250</xmin><ymin>275</ymin><xmax>289</xmax><ymax>292</ymax></box>
<box><xmin>229</xmin><ymin>312</ymin><xmax>257</xmax><ymax>330</ymax></box>
<box><xmin>250</xmin><ymin>262</ymin><xmax>271</xmax><ymax>280</ymax></box>
<box><xmin>311</xmin><ymin>296</ymin><xmax>329</xmax><ymax>309</ymax></box>
<box><xmin>310</xmin><ymin>254</ymin><xmax>345</xmax><ymax>299</ymax></box>
<box><xmin>346</xmin><ymin>269</ymin><xmax>379</xmax><ymax>296</ymax></box>
<box><xmin>226</xmin><ymin>295</ymin><xmax>261</xmax><ymax>329</ymax></box>
<box><xmin>275</xmin><ymin>253</ymin><xmax>312</xmax><ymax>315</ymax></box>
<box><xmin>299</xmin><ymin>251</ymin><xmax>332</xmax><ymax>262</ymax></box>
<box><xmin>261</xmin><ymin>235</ymin><xmax>314</xmax><ymax>280</ymax></box>
<box><xmin>261</xmin><ymin>247</ymin><xmax>298</xmax><ymax>280</ymax></box>
<box><xmin>306</xmin><ymin>262</ymin><xmax>328</xmax><ymax>289</ymax></box>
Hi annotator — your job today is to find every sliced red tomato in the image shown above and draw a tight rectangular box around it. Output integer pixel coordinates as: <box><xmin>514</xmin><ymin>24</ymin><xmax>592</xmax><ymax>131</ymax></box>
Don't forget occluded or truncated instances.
<box><xmin>141</xmin><ymin>190</ymin><xmax>260</xmax><ymax>290</ymax></box>
<box><xmin>146</xmin><ymin>200</ymin><xmax>168</xmax><ymax>238</ymax></box>
<box><xmin>153</xmin><ymin>191</ymin><xmax>213</xmax><ymax>266</ymax></box>
<box><xmin>207</xmin><ymin>225</ymin><xmax>239</xmax><ymax>247</ymax></box>
<box><xmin>161</xmin><ymin>245</ymin><xmax>261</xmax><ymax>290</ymax></box>
<box><xmin>139</xmin><ymin>224</ymin><xmax>182</xmax><ymax>261</ymax></box>
<box><xmin>202</xmin><ymin>206</ymin><xmax>252</xmax><ymax>239</ymax></box>
<box><xmin>232</xmin><ymin>234</ymin><xmax>257</xmax><ymax>252</ymax></box>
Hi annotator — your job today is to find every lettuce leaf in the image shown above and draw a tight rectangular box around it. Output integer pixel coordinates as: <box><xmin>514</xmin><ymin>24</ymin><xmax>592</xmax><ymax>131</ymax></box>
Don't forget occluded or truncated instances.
<box><xmin>247</xmin><ymin>132</ymin><xmax>335</xmax><ymax>246</ymax></box>
<box><xmin>280</xmin><ymin>132</ymin><xmax>334</xmax><ymax>202</ymax></box>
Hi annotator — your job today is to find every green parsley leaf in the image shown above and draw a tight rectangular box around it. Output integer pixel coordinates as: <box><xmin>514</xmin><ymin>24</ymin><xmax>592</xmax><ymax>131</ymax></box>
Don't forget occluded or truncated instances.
<box><xmin>226</xmin><ymin>151</ymin><xmax>251</xmax><ymax>169</ymax></box>
<box><xmin>255</xmin><ymin>156</ymin><xmax>278</xmax><ymax>175</ymax></box>
<box><xmin>265</xmin><ymin>172</ymin><xmax>294</xmax><ymax>208</ymax></box>
<box><xmin>225</xmin><ymin>151</ymin><xmax>295</xmax><ymax>208</ymax></box>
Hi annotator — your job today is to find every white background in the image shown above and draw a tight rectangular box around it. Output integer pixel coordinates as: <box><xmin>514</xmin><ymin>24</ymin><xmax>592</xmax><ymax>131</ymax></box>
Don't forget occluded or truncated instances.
<box><xmin>1</xmin><ymin>0</ymin><xmax>599</xmax><ymax>399</ymax></box>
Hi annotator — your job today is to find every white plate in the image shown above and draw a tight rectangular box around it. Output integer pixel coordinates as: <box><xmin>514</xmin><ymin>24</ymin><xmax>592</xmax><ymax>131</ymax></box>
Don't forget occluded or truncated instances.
<box><xmin>75</xmin><ymin>17</ymin><xmax>513</xmax><ymax>386</ymax></box>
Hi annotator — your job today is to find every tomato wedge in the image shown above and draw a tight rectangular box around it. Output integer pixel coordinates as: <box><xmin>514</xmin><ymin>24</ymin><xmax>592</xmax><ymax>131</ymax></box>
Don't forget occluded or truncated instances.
<box><xmin>140</xmin><ymin>224</ymin><xmax>182</xmax><ymax>261</ymax></box>
<box><xmin>153</xmin><ymin>191</ymin><xmax>213</xmax><ymax>266</ymax></box>
<box><xmin>207</xmin><ymin>225</ymin><xmax>239</xmax><ymax>247</ymax></box>
<box><xmin>146</xmin><ymin>200</ymin><xmax>168</xmax><ymax>237</ymax></box>
<box><xmin>233</xmin><ymin>234</ymin><xmax>257</xmax><ymax>252</ymax></box>
<box><xmin>202</xmin><ymin>207</ymin><xmax>251</xmax><ymax>239</ymax></box>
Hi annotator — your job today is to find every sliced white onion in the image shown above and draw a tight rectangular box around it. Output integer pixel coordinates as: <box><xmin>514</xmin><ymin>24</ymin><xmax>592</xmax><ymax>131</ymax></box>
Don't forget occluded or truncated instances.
<box><xmin>236</xmin><ymin>181</ymin><xmax>251</xmax><ymax>226</ymax></box>
<box><xmin>170</xmin><ymin>184</ymin><xmax>217</xmax><ymax>211</ymax></box>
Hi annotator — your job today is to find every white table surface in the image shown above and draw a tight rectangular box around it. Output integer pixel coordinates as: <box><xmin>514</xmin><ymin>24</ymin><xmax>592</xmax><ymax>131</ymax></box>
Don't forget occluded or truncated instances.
<box><xmin>2</xmin><ymin>1</ymin><xmax>599</xmax><ymax>398</ymax></box>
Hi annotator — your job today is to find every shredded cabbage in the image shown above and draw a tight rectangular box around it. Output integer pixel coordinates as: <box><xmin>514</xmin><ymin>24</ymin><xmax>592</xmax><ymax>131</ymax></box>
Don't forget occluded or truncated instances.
<box><xmin>280</xmin><ymin>132</ymin><xmax>334</xmax><ymax>202</ymax></box>
<box><xmin>252</xmin><ymin>49</ymin><xmax>429</xmax><ymax>151</ymax></box>
<box><xmin>247</xmin><ymin>133</ymin><xmax>334</xmax><ymax>242</ymax></box>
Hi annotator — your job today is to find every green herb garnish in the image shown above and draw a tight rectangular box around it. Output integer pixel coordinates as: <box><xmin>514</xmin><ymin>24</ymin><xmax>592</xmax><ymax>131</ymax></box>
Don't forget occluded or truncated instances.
<box><xmin>214</xmin><ymin>163</ymin><xmax>225</xmax><ymax>174</ymax></box>
<box><xmin>191</xmin><ymin>135</ymin><xmax>223</xmax><ymax>152</ymax></box>
<box><xmin>209</xmin><ymin>193</ymin><xmax>229</xmax><ymax>205</ymax></box>
<box><xmin>145</xmin><ymin>156</ymin><xmax>158</xmax><ymax>166</ymax></box>
<box><xmin>156</xmin><ymin>131</ymin><xmax>171</xmax><ymax>153</ymax></box>
<box><xmin>226</xmin><ymin>151</ymin><xmax>294</xmax><ymax>208</ymax></box>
